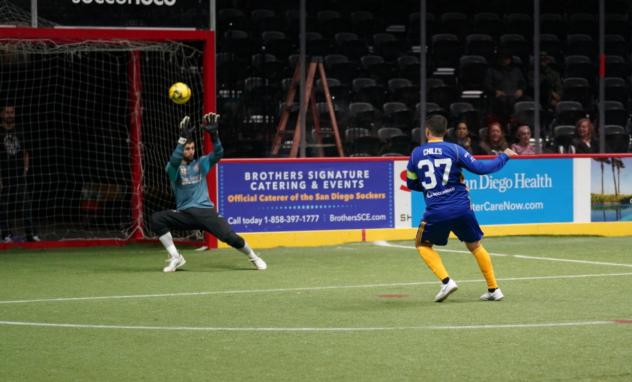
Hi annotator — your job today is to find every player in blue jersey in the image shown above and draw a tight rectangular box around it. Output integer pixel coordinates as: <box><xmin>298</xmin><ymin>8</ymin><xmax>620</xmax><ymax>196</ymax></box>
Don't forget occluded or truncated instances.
<box><xmin>407</xmin><ymin>115</ymin><xmax>516</xmax><ymax>302</ymax></box>
<box><xmin>151</xmin><ymin>113</ymin><xmax>267</xmax><ymax>272</ymax></box>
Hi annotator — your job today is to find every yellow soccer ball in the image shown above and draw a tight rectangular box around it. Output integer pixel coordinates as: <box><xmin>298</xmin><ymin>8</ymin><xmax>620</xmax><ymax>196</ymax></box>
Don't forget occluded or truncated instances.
<box><xmin>169</xmin><ymin>82</ymin><xmax>191</xmax><ymax>105</ymax></box>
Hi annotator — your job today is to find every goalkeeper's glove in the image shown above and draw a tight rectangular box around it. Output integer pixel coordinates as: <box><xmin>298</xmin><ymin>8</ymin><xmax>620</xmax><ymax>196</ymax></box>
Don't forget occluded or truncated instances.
<box><xmin>201</xmin><ymin>112</ymin><xmax>220</xmax><ymax>141</ymax></box>
<box><xmin>178</xmin><ymin>115</ymin><xmax>195</xmax><ymax>144</ymax></box>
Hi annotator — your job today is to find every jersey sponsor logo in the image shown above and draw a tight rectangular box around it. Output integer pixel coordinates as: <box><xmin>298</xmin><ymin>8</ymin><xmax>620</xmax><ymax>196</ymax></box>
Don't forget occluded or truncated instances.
<box><xmin>180</xmin><ymin>175</ymin><xmax>201</xmax><ymax>185</ymax></box>
<box><xmin>71</xmin><ymin>0</ymin><xmax>176</xmax><ymax>6</ymax></box>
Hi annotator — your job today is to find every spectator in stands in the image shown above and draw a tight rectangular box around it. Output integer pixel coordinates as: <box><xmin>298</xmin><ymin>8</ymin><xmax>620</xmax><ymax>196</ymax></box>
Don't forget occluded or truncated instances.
<box><xmin>479</xmin><ymin>121</ymin><xmax>509</xmax><ymax>155</ymax></box>
<box><xmin>537</xmin><ymin>53</ymin><xmax>562</xmax><ymax>112</ymax></box>
<box><xmin>485</xmin><ymin>50</ymin><xmax>527</xmax><ymax>124</ymax></box>
<box><xmin>510</xmin><ymin>125</ymin><xmax>536</xmax><ymax>155</ymax></box>
<box><xmin>571</xmin><ymin>118</ymin><xmax>598</xmax><ymax>153</ymax></box>
<box><xmin>446</xmin><ymin>120</ymin><xmax>478</xmax><ymax>154</ymax></box>
<box><xmin>0</xmin><ymin>105</ymin><xmax>39</xmax><ymax>242</ymax></box>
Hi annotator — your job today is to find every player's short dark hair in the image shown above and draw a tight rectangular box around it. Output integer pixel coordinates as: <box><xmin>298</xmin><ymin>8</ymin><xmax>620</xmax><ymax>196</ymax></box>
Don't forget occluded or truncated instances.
<box><xmin>185</xmin><ymin>138</ymin><xmax>195</xmax><ymax>146</ymax></box>
<box><xmin>426</xmin><ymin>115</ymin><xmax>448</xmax><ymax>137</ymax></box>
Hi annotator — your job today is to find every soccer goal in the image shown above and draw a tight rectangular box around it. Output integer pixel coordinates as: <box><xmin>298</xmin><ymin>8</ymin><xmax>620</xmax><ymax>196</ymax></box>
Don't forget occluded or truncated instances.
<box><xmin>0</xmin><ymin>27</ymin><xmax>216</xmax><ymax>245</ymax></box>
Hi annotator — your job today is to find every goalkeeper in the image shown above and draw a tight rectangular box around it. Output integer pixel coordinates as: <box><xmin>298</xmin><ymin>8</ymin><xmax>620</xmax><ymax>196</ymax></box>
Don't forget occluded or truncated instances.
<box><xmin>151</xmin><ymin>113</ymin><xmax>267</xmax><ymax>272</ymax></box>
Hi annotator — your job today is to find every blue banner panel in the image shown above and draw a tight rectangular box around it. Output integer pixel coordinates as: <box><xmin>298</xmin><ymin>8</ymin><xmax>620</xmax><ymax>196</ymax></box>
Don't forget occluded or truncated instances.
<box><xmin>412</xmin><ymin>158</ymin><xmax>574</xmax><ymax>226</ymax></box>
<box><xmin>218</xmin><ymin>161</ymin><xmax>394</xmax><ymax>232</ymax></box>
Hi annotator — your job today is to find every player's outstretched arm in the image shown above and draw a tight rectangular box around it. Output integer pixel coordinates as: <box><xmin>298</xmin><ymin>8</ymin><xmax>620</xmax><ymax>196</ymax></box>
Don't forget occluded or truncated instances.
<box><xmin>458</xmin><ymin>145</ymin><xmax>511</xmax><ymax>175</ymax></box>
<box><xmin>166</xmin><ymin>116</ymin><xmax>195</xmax><ymax>181</ymax></box>
<box><xmin>199</xmin><ymin>112</ymin><xmax>224</xmax><ymax>174</ymax></box>
<box><xmin>168</xmin><ymin>116</ymin><xmax>194</xmax><ymax>166</ymax></box>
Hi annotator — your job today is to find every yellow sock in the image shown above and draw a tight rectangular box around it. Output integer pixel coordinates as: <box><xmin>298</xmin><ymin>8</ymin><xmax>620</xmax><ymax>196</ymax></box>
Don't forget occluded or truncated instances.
<box><xmin>471</xmin><ymin>246</ymin><xmax>498</xmax><ymax>289</ymax></box>
<box><xmin>417</xmin><ymin>246</ymin><xmax>449</xmax><ymax>281</ymax></box>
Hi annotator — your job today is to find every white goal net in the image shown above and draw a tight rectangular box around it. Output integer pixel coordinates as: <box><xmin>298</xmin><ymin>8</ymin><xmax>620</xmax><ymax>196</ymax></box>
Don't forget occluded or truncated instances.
<box><xmin>1</xmin><ymin>36</ymin><xmax>206</xmax><ymax>241</ymax></box>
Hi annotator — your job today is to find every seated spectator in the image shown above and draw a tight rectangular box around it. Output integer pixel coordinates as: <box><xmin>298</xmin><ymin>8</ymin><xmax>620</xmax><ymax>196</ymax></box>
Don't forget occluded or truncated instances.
<box><xmin>571</xmin><ymin>118</ymin><xmax>598</xmax><ymax>153</ymax></box>
<box><xmin>485</xmin><ymin>50</ymin><xmax>527</xmax><ymax>124</ymax></box>
<box><xmin>479</xmin><ymin>121</ymin><xmax>509</xmax><ymax>155</ymax></box>
<box><xmin>446</xmin><ymin>120</ymin><xmax>478</xmax><ymax>154</ymax></box>
<box><xmin>511</xmin><ymin>125</ymin><xmax>536</xmax><ymax>155</ymax></box>
<box><xmin>528</xmin><ymin>52</ymin><xmax>561</xmax><ymax>113</ymax></box>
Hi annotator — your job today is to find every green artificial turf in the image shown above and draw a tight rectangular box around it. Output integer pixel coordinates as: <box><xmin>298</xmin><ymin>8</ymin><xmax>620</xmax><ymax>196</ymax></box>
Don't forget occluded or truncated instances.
<box><xmin>1</xmin><ymin>236</ymin><xmax>631</xmax><ymax>381</ymax></box>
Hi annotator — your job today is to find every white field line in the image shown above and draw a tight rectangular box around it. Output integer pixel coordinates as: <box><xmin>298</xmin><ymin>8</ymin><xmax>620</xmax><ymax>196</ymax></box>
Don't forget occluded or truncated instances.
<box><xmin>374</xmin><ymin>240</ymin><xmax>632</xmax><ymax>268</ymax></box>
<box><xmin>1</xmin><ymin>272</ymin><xmax>632</xmax><ymax>305</ymax></box>
<box><xmin>0</xmin><ymin>319</ymin><xmax>626</xmax><ymax>332</ymax></box>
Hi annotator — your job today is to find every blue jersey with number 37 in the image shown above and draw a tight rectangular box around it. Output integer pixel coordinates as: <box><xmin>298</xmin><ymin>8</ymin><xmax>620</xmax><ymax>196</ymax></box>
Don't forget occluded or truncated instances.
<box><xmin>406</xmin><ymin>140</ymin><xmax>509</xmax><ymax>220</ymax></box>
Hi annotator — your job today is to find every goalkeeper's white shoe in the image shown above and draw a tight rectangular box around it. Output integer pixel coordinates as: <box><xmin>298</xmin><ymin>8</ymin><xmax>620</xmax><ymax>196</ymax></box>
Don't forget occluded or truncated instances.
<box><xmin>249</xmin><ymin>255</ymin><xmax>267</xmax><ymax>270</ymax></box>
<box><xmin>163</xmin><ymin>254</ymin><xmax>186</xmax><ymax>273</ymax></box>
<box><xmin>480</xmin><ymin>288</ymin><xmax>504</xmax><ymax>301</ymax></box>
<box><xmin>434</xmin><ymin>279</ymin><xmax>458</xmax><ymax>302</ymax></box>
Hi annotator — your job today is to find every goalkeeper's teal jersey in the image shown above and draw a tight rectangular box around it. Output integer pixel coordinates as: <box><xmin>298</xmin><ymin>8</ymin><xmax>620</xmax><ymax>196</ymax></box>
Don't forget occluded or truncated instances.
<box><xmin>165</xmin><ymin>141</ymin><xmax>223</xmax><ymax>211</ymax></box>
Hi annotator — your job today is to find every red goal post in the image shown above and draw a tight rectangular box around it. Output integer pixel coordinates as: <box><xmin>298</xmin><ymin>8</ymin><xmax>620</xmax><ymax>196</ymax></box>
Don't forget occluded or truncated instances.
<box><xmin>0</xmin><ymin>27</ymin><xmax>217</xmax><ymax>249</ymax></box>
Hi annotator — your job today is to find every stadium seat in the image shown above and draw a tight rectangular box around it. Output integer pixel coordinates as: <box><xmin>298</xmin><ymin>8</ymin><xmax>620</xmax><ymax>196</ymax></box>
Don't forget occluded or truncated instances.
<box><xmin>540</xmin><ymin>13</ymin><xmax>566</xmax><ymax>39</ymax></box>
<box><xmin>316</xmin><ymin>10</ymin><xmax>345</xmax><ymax>39</ymax></box>
<box><xmin>344</xmin><ymin>127</ymin><xmax>370</xmax><ymax>142</ymax></box>
<box><xmin>564</xmin><ymin>55</ymin><xmax>594</xmax><ymax>84</ymax></box>
<box><xmin>426</xmin><ymin>78</ymin><xmax>458</xmax><ymax>110</ymax></box>
<box><xmin>348</xmin><ymin>102</ymin><xmax>377</xmax><ymax>129</ymax></box>
<box><xmin>553</xmin><ymin>125</ymin><xmax>576</xmax><ymax>153</ymax></box>
<box><xmin>325</xmin><ymin>54</ymin><xmax>355</xmax><ymax>85</ymax></box>
<box><xmin>261</xmin><ymin>31</ymin><xmax>292</xmax><ymax>59</ymax></box>
<box><xmin>458</xmin><ymin>55</ymin><xmax>488</xmax><ymax>90</ymax></box>
<box><xmin>408</xmin><ymin>12</ymin><xmax>436</xmax><ymax>45</ymax></box>
<box><xmin>472</xmin><ymin>12</ymin><xmax>502</xmax><ymax>38</ymax></box>
<box><xmin>605</xmin><ymin>77</ymin><xmax>628</xmax><ymax>105</ymax></box>
<box><xmin>382</xmin><ymin>102</ymin><xmax>412</xmax><ymax>130</ymax></box>
<box><xmin>397</xmin><ymin>55</ymin><xmax>420</xmax><ymax>84</ymax></box>
<box><xmin>554</xmin><ymin>101</ymin><xmax>586</xmax><ymax>126</ymax></box>
<box><xmin>500</xmin><ymin>34</ymin><xmax>530</xmax><ymax>64</ymax></box>
<box><xmin>352</xmin><ymin>78</ymin><xmax>385</xmax><ymax>108</ymax></box>
<box><xmin>334</xmin><ymin>33</ymin><xmax>368</xmax><ymax>60</ymax></box>
<box><xmin>305</xmin><ymin>32</ymin><xmax>329</xmax><ymax>56</ymax></box>
<box><xmin>251</xmin><ymin>9</ymin><xmax>282</xmax><ymax>34</ymax></box>
<box><xmin>605</xmin><ymin>125</ymin><xmax>629</xmax><ymax>153</ymax></box>
<box><xmin>605</xmin><ymin>14</ymin><xmax>629</xmax><ymax>36</ymax></box>
<box><xmin>360</xmin><ymin>55</ymin><xmax>394</xmax><ymax>83</ymax></box>
<box><xmin>431</xmin><ymin>34</ymin><xmax>462</xmax><ymax>68</ymax></box>
<box><xmin>218</xmin><ymin>8</ymin><xmax>249</xmax><ymax>32</ymax></box>
<box><xmin>449</xmin><ymin>101</ymin><xmax>480</xmax><ymax>134</ymax></box>
<box><xmin>387</xmin><ymin>78</ymin><xmax>419</xmax><ymax>108</ymax></box>
<box><xmin>561</xmin><ymin>77</ymin><xmax>593</xmax><ymax>110</ymax></box>
<box><xmin>315</xmin><ymin>78</ymin><xmax>350</xmax><ymax>108</ymax></box>
<box><xmin>377</xmin><ymin>127</ymin><xmax>405</xmax><ymax>142</ymax></box>
<box><xmin>513</xmin><ymin>101</ymin><xmax>541</xmax><ymax>127</ymax></box>
<box><xmin>217</xmin><ymin>52</ymin><xmax>242</xmax><ymax>88</ymax></box>
<box><xmin>504</xmin><ymin>13</ymin><xmax>532</xmax><ymax>39</ymax></box>
<box><xmin>351</xmin><ymin>11</ymin><xmax>383</xmax><ymax>40</ymax></box>
<box><xmin>601</xmin><ymin>101</ymin><xmax>627</xmax><ymax>127</ymax></box>
<box><xmin>465</xmin><ymin>34</ymin><xmax>495</xmax><ymax>62</ymax></box>
<box><xmin>439</xmin><ymin>12</ymin><xmax>469</xmax><ymax>38</ymax></box>
<box><xmin>605</xmin><ymin>35</ymin><xmax>627</xmax><ymax>57</ymax></box>
<box><xmin>539</xmin><ymin>34</ymin><xmax>562</xmax><ymax>61</ymax></box>
<box><xmin>566</xmin><ymin>34</ymin><xmax>595</xmax><ymax>57</ymax></box>
<box><xmin>605</xmin><ymin>55</ymin><xmax>628</xmax><ymax>79</ymax></box>
<box><xmin>250</xmin><ymin>53</ymin><xmax>284</xmax><ymax>81</ymax></box>
<box><xmin>221</xmin><ymin>30</ymin><xmax>252</xmax><ymax>60</ymax></box>
<box><xmin>568</xmin><ymin>13</ymin><xmax>597</xmax><ymax>36</ymax></box>
<box><xmin>373</xmin><ymin>33</ymin><xmax>408</xmax><ymax>62</ymax></box>
<box><xmin>349</xmin><ymin>135</ymin><xmax>382</xmax><ymax>156</ymax></box>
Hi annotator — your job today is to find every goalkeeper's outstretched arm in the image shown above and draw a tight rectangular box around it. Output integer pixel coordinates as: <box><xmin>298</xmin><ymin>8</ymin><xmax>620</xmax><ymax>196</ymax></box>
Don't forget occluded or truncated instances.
<box><xmin>200</xmin><ymin>113</ymin><xmax>224</xmax><ymax>174</ymax></box>
<box><xmin>166</xmin><ymin>116</ymin><xmax>194</xmax><ymax>181</ymax></box>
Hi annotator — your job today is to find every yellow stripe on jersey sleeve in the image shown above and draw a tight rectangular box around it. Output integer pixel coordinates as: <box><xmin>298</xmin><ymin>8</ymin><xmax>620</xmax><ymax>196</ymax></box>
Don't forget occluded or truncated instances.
<box><xmin>407</xmin><ymin>170</ymin><xmax>418</xmax><ymax>180</ymax></box>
